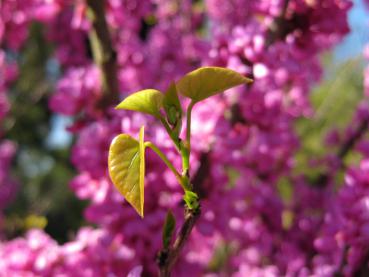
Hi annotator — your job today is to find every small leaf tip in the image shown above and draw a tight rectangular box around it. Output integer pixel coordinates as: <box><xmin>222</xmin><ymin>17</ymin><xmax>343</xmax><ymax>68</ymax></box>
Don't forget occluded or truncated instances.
<box><xmin>246</xmin><ymin>77</ymin><xmax>254</xmax><ymax>84</ymax></box>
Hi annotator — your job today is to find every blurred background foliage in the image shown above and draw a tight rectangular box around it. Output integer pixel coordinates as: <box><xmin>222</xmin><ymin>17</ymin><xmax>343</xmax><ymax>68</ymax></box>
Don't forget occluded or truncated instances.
<box><xmin>1</xmin><ymin>5</ymin><xmax>368</xmax><ymax>245</ymax></box>
<box><xmin>295</xmin><ymin>56</ymin><xmax>366</xmax><ymax>182</ymax></box>
<box><xmin>3</xmin><ymin>23</ymin><xmax>86</xmax><ymax>243</ymax></box>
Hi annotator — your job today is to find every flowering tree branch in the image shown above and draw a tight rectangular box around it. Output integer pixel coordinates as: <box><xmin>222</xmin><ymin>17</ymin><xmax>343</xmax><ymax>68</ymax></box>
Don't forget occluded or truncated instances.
<box><xmin>195</xmin><ymin>0</ymin><xmax>292</xmax><ymax>186</ymax></box>
<box><xmin>86</xmin><ymin>0</ymin><xmax>119</xmax><ymax>108</ymax></box>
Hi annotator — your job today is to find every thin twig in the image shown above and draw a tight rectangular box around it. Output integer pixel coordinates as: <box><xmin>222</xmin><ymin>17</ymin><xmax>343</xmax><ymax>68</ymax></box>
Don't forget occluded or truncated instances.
<box><xmin>158</xmin><ymin>208</ymin><xmax>200</xmax><ymax>277</ymax></box>
<box><xmin>265</xmin><ymin>0</ymin><xmax>291</xmax><ymax>46</ymax></box>
<box><xmin>333</xmin><ymin>245</ymin><xmax>349</xmax><ymax>277</ymax></box>
<box><xmin>338</xmin><ymin>118</ymin><xmax>369</xmax><ymax>160</ymax></box>
<box><xmin>312</xmin><ymin>117</ymin><xmax>369</xmax><ymax>187</ymax></box>
<box><xmin>352</xmin><ymin>249</ymin><xmax>369</xmax><ymax>277</ymax></box>
<box><xmin>86</xmin><ymin>0</ymin><xmax>119</xmax><ymax>109</ymax></box>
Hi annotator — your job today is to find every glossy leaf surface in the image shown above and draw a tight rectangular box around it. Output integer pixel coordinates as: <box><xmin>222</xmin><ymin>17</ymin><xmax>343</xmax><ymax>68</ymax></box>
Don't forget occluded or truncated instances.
<box><xmin>176</xmin><ymin>66</ymin><xmax>252</xmax><ymax>102</ymax></box>
<box><xmin>116</xmin><ymin>89</ymin><xmax>164</xmax><ymax>117</ymax></box>
<box><xmin>108</xmin><ymin>126</ymin><xmax>146</xmax><ymax>217</ymax></box>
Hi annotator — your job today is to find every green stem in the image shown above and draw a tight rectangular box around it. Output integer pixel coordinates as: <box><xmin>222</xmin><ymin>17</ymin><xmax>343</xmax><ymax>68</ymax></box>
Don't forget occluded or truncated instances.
<box><xmin>159</xmin><ymin>116</ymin><xmax>181</xmax><ymax>150</ymax></box>
<box><xmin>145</xmin><ymin>142</ymin><xmax>189</xmax><ymax>191</ymax></box>
<box><xmin>86</xmin><ymin>0</ymin><xmax>119</xmax><ymax>108</ymax></box>
<box><xmin>181</xmin><ymin>146</ymin><xmax>190</xmax><ymax>177</ymax></box>
<box><xmin>182</xmin><ymin>101</ymin><xmax>195</xmax><ymax>176</ymax></box>
<box><xmin>186</xmin><ymin>101</ymin><xmax>195</xmax><ymax>151</ymax></box>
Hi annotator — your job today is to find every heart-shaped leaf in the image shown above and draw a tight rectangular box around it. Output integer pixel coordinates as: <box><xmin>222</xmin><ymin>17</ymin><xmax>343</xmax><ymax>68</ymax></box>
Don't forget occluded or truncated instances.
<box><xmin>176</xmin><ymin>67</ymin><xmax>253</xmax><ymax>102</ymax></box>
<box><xmin>108</xmin><ymin>126</ymin><xmax>146</xmax><ymax>217</ymax></box>
<box><xmin>116</xmin><ymin>89</ymin><xmax>164</xmax><ymax>117</ymax></box>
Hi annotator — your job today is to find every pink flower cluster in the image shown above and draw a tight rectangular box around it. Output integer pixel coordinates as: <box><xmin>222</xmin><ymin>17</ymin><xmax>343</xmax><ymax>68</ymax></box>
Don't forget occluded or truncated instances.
<box><xmin>0</xmin><ymin>228</ymin><xmax>140</xmax><ymax>276</ymax></box>
<box><xmin>2</xmin><ymin>0</ymin><xmax>369</xmax><ymax>276</ymax></box>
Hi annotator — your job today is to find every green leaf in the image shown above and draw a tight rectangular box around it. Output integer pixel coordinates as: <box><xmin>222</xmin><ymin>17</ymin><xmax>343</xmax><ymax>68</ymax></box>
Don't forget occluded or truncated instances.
<box><xmin>163</xmin><ymin>82</ymin><xmax>182</xmax><ymax>126</ymax></box>
<box><xmin>115</xmin><ymin>89</ymin><xmax>164</xmax><ymax>117</ymax></box>
<box><xmin>176</xmin><ymin>66</ymin><xmax>253</xmax><ymax>102</ymax></box>
<box><xmin>183</xmin><ymin>190</ymin><xmax>199</xmax><ymax>210</ymax></box>
<box><xmin>108</xmin><ymin>126</ymin><xmax>146</xmax><ymax>217</ymax></box>
<box><xmin>162</xmin><ymin>210</ymin><xmax>176</xmax><ymax>249</ymax></box>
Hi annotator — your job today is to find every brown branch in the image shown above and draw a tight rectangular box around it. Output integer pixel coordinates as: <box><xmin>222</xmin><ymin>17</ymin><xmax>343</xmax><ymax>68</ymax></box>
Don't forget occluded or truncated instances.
<box><xmin>353</xmin><ymin>249</ymin><xmax>369</xmax><ymax>277</ymax></box>
<box><xmin>266</xmin><ymin>0</ymin><xmax>291</xmax><ymax>46</ymax></box>
<box><xmin>86</xmin><ymin>0</ymin><xmax>119</xmax><ymax>109</ymax></box>
<box><xmin>333</xmin><ymin>245</ymin><xmax>349</xmax><ymax>277</ymax></box>
<box><xmin>338</xmin><ymin>118</ymin><xmax>369</xmax><ymax>160</ymax></box>
<box><xmin>157</xmin><ymin>207</ymin><xmax>201</xmax><ymax>277</ymax></box>
<box><xmin>312</xmin><ymin>117</ymin><xmax>369</xmax><ymax>187</ymax></box>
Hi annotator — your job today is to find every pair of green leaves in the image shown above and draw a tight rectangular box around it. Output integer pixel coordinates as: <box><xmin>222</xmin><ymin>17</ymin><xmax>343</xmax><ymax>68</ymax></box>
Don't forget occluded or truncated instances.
<box><xmin>108</xmin><ymin>67</ymin><xmax>252</xmax><ymax>217</ymax></box>
<box><xmin>116</xmin><ymin>66</ymin><xmax>252</xmax><ymax>117</ymax></box>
